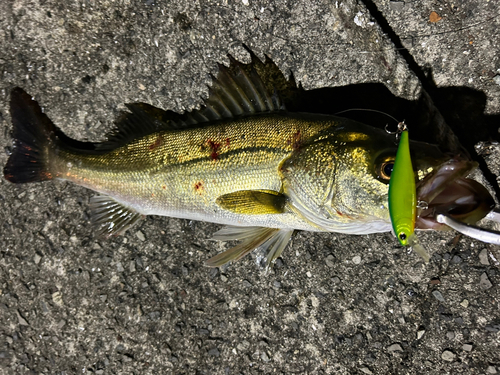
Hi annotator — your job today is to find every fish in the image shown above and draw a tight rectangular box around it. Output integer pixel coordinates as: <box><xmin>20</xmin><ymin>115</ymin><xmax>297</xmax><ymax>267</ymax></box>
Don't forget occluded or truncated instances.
<box><xmin>3</xmin><ymin>50</ymin><xmax>497</xmax><ymax>267</ymax></box>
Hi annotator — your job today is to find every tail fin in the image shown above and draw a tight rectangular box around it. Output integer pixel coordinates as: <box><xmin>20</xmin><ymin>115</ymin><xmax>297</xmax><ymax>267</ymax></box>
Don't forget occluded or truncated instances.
<box><xmin>3</xmin><ymin>88</ymin><xmax>57</xmax><ymax>183</ymax></box>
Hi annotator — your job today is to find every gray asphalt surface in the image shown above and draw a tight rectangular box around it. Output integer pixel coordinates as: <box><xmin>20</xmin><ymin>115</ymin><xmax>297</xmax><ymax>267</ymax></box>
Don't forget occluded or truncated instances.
<box><xmin>1</xmin><ymin>0</ymin><xmax>500</xmax><ymax>374</ymax></box>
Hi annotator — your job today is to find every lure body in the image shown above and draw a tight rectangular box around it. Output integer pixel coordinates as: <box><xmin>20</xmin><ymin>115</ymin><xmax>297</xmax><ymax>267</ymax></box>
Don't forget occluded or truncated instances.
<box><xmin>388</xmin><ymin>130</ymin><xmax>417</xmax><ymax>246</ymax></box>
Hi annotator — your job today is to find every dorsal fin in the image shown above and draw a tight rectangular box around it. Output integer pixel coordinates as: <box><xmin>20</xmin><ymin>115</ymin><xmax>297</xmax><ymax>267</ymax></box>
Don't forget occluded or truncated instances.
<box><xmin>175</xmin><ymin>47</ymin><xmax>297</xmax><ymax>122</ymax></box>
<box><xmin>97</xmin><ymin>103</ymin><xmax>175</xmax><ymax>150</ymax></box>
<box><xmin>99</xmin><ymin>46</ymin><xmax>300</xmax><ymax>150</ymax></box>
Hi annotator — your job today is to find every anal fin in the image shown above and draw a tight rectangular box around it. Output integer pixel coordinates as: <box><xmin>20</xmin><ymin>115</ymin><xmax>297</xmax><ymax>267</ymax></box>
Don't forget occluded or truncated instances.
<box><xmin>216</xmin><ymin>190</ymin><xmax>287</xmax><ymax>215</ymax></box>
<box><xmin>90</xmin><ymin>196</ymin><xmax>143</xmax><ymax>238</ymax></box>
<box><xmin>206</xmin><ymin>226</ymin><xmax>293</xmax><ymax>268</ymax></box>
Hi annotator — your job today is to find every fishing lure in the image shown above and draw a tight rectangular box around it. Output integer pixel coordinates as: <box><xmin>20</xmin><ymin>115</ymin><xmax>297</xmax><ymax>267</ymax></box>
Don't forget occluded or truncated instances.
<box><xmin>388</xmin><ymin>123</ymin><xmax>429</xmax><ymax>261</ymax></box>
<box><xmin>388</xmin><ymin>124</ymin><xmax>415</xmax><ymax>245</ymax></box>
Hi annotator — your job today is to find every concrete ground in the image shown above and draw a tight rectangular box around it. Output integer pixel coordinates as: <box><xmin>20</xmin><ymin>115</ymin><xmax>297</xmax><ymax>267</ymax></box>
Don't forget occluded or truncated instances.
<box><xmin>1</xmin><ymin>0</ymin><xmax>499</xmax><ymax>374</ymax></box>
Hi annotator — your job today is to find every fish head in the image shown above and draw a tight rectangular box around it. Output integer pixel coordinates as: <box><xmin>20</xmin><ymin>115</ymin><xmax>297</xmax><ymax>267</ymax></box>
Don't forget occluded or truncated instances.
<box><xmin>280</xmin><ymin>120</ymin><xmax>494</xmax><ymax>234</ymax></box>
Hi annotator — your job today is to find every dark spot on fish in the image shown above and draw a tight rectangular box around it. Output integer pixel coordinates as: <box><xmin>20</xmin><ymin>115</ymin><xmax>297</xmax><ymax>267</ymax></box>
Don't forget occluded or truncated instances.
<box><xmin>194</xmin><ymin>181</ymin><xmax>204</xmax><ymax>195</ymax></box>
<box><xmin>207</xmin><ymin>140</ymin><xmax>221</xmax><ymax>161</ymax></box>
<box><xmin>288</xmin><ymin>130</ymin><xmax>302</xmax><ymax>150</ymax></box>
<box><xmin>149</xmin><ymin>134</ymin><xmax>163</xmax><ymax>150</ymax></box>
<box><xmin>335</xmin><ymin>209</ymin><xmax>353</xmax><ymax>220</ymax></box>
<box><xmin>225</xmin><ymin>138</ymin><xmax>230</xmax><ymax>147</ymax></box>
<box><xmin>162</xmin><ymin>185</ymin><xmax>166</xmax><ymax>190</ymax></box>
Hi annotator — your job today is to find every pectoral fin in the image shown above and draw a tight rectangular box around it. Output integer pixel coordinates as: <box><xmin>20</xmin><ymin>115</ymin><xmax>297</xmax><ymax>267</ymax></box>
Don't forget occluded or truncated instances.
<box><xmin>90</xmin><ymin>196</ymin><xmax>143</xmax><ymax>237</ymax></box>
<box><xmin>206</xmin><ymin>226</ymin><xmax>293</xmax><ymax>268</ymax></box>
<box><xmin>216</xmin><ymin>190</ymin><xmax>287</xmax><ymax>215</ymax></box>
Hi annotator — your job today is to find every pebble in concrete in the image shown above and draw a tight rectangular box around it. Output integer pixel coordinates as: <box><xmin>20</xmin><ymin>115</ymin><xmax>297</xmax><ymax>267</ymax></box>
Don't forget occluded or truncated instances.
<box><xmin>480</xmin><ymin>272</ymin><xmax>493</xmax><ymax>290</ymax></box>
<box><xmin>417</xmin><ymin>329</ymin><xmax>425</xmax><ymax>340</ymax></box>
<box><xmin>462</xmin><ymin>343</ymin><xmax>473</xmax><ymax>352</ymax></box>
<box><xmin>325</xmin><ymin>254</ymin><xmax>335</xmax><ymax>268</ymax></box>
<box><xmin>34</xmin><ymin>254</ymin><xmax>42</xmax><ymax>264</ymax></box>
<box><xmin>136</xmin><ymin>230</ymin><xmax>146</xmax><ymax>241</ymax></box>
<box><xmin>479</xmin><ymin>249</ymin><xmax>490</xmax><ymax>265</ymax></box>
<box><xmin>441</xmin><ymin>350</ymin><xmax>455</xmax><ymax>362</ymax></box>
<box><xmin>432</xmin><ymin>290</ymin><xmax>445</xmax><ymax>302</ymax></box>
<box><xmin>208</xmin><ymin>348</ymin><xmax>220</xmax><ymax>357</ymax></box>
<box><xmin>116</xmin><ymin>262</ymin><xmax>124</xmax><ymax>272</ymax></box>
<box><xmin>387</xmin><ymin>343</ymin><xmax>403</xmax><ymax>353</ymax></box>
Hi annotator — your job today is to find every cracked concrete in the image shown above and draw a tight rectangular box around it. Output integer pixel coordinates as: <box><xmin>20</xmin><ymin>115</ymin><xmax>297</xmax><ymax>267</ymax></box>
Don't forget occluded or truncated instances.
<box><xmin>1</xmin><ymin>0</ymin><xmax>500</xmax><ymax>374</ymax></box>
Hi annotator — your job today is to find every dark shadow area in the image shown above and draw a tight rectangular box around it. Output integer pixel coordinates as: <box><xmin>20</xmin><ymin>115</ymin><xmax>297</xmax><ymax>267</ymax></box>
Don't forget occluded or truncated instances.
<box><xmin>285</xmin><ymin>82</ymin><xmax>500</xmax><ymax>200</ymax></box>
<box><xmin>357</xmin><ymin>0</ymin><xmax>500</xmax><ymax>200</ymax></box>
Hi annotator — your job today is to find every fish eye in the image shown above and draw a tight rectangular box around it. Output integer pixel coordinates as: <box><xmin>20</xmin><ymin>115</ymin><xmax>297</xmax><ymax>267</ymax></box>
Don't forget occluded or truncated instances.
<box><xmin>398</xmin><ymin>232</ymin><xmax>407</xmax><ymax>241</ymax></box>
<box><xmin>383</xmin><ymin>162</ymin><xmax>394</xmax><ymax>177</ymax></box>
<box><xmin>376</xmin><ymin>158</ymin><xmax>395</xmax><ymax>182</ymax></box>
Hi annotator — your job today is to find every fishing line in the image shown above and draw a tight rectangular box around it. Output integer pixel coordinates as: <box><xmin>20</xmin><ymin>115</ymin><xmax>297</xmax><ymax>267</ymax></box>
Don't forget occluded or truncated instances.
<box><xmin>334</xmin><ymin>108</ymin><xmax>399</xmax><ymax>124</ymax></box>
<box><xmin>200</xmin><ymin>4</ymin><xmax>499</xmax><ymax>55</ymax></box>
<box><xmin>334</xmin><ymin>108</ymin><xmax>406</xmax><ymax>140</ymax></box>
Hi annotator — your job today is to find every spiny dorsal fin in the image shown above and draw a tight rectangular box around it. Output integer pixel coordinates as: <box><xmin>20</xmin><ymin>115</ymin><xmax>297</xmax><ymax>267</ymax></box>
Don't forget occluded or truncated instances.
<box><xmin>99</xmin><ymin>47</ymin><xmax>299</xmax><ymax>149</ymax></box>
<box><xmin>216</xmin><ymin>190</ymin><xmax>287</xmax><ymax>215</ymax></box>
<box><xmin>90</xmin><ymin>195</ymin><xmax>143</xmax><ymax>237</ymax></box>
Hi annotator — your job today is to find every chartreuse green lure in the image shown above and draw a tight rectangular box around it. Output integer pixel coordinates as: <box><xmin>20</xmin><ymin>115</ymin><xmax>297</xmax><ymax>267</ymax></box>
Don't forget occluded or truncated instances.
<box><xmin>388</xmin><ymin>127</ymin><xmax>429</xmax><ymax>262</ymax></box>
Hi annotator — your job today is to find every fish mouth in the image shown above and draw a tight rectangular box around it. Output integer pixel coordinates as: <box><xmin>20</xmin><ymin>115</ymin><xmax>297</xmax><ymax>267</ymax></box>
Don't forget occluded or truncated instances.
<box><xmin>415</xmin><ymin>158</ymin><xmax>495</xmax><ymax>230</ymax></box>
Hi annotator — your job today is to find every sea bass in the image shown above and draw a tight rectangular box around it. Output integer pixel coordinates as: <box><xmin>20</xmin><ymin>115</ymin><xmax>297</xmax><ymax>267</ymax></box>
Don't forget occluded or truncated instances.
<box><xmin>3</xmin><ymin>51</ymin><xmax>496</xmax><ymax>267</ymax></box>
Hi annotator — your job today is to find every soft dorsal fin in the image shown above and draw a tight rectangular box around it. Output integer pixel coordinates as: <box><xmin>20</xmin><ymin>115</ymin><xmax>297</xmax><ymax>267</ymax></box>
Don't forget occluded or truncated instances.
<box><xmin>97</xmin><ymin>103</ymin><xmax>175</xmax><ymax>150</ymax></box>
<box><xmin>99</xmin><ymin>46</ymin><xmax>299</xmax><ymax>149</ymax></box>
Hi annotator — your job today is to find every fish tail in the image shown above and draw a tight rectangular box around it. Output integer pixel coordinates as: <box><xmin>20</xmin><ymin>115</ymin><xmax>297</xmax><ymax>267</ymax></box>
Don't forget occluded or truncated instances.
<box><xmin>4</xmin><ymin>88</ymin><xmax>59</xmax><ymax>183</ymax></box>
